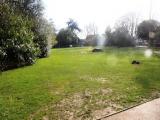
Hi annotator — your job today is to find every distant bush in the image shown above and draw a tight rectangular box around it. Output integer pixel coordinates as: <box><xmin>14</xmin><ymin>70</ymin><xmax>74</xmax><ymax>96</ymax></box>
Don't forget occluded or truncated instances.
<box><xmin>55</xmin><ymin>29</ymin><xmax>79</xmax><ymax>48</ymax></box>
<box><xmin>0</xmin><ymin>4</ymin><xmax>38</xmax><ymax>70</ymax></box>
<box><xmin>55</xmin><ymin>19</ymin><xmax>80</xmax><ymax>48</ymax></box>
<box><xmin>106</xmin><ymin>27</ymin><xmax>135</xmax><ymax>47</ymax></box>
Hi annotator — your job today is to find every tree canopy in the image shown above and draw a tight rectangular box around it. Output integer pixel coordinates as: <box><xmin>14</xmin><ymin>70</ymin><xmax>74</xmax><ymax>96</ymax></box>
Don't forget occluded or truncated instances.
<box><xmin>105</xmin><ymin>26</ymin><xmax>135</xmax><ymax>47</ymax></box>
<box><xmin>56</xmin><ymin>29</ymin><xmax>79</xmax><ymax>48</ymax></box>
<box><xmin>55</xmin><ymin>19</ymin><xmax>80</xmax><ymax>48</ymax></box>
<box><xmin>137</xmin><ymin>20</ymin><xmax>160</xmax><ymax>40</ymax></box>
<box><xmin>67</xmin><ymin>19</ymin><xmax>81</xmax><ymax>32</ymax></box>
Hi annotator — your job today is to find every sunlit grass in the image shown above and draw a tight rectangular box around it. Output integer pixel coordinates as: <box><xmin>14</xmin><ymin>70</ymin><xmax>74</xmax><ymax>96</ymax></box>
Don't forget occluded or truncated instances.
<box><xmin>0</xmin><ymin>47</ymin><xmax>160</xmax><ymax>119</ymax></box>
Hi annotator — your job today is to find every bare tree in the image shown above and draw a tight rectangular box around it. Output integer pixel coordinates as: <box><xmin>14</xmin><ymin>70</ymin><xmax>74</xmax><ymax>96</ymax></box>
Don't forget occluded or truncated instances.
<box><xmin>115</xmin><ymin>13</ymin><xmax>139</xmax><ymax>37</ymax></box>
<box><xmin>84</xmin><ymin>23</ymin><xmax>98</xmax><ymax>46</ymax></box>
<box><xmin>85</xmin><ymin>23</ymin><xmax>98</xmax><ymax>36</ymax></box>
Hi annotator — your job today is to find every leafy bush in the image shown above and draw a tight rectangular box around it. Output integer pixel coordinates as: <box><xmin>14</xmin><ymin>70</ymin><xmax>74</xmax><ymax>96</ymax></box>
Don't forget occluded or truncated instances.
<box><xmin>34</xmin><ymin>33</ymin><xmax>48</xmax><ymax>58</ymax></box>
<box><xmin>0</xmin><ymin>4</ymin><xmax>38</xmax><ymax>70</ymax></box>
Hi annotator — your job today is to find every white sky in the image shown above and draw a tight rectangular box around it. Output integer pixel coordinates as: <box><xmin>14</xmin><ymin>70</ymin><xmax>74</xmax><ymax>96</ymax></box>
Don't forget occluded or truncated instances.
<box><xmin>42</xmin><ymin>0</ymin><xmax>160</xmax><ymax>38</ymax></box>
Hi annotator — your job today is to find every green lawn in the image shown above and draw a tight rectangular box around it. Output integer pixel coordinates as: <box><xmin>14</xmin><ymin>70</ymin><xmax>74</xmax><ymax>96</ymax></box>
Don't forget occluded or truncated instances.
<box><xmin>1</xmin><ymin>47</ymin><xmax>160</xmax><ymax>120</ymax></box>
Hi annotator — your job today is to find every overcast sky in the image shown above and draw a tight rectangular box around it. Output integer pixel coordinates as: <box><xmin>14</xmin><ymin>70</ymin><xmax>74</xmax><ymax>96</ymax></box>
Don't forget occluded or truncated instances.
<box><xmin>42</xmin><ymin>0</ymin><xmax>160</xmax><ymax>38</ymax></box>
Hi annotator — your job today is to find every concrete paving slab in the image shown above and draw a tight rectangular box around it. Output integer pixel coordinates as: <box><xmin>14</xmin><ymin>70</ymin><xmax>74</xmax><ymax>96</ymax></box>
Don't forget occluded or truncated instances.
<box><xmin>102</xmin><ymin>98</ymin><xmax>160</xmax><ymax>120</ymax></box>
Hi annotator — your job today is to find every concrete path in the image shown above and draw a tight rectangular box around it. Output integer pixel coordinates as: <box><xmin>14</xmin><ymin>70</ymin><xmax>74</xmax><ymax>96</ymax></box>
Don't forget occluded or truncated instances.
<box><xmin>102</xmin><ymin>98</ymin><xmax>160</xmax><ymax>120</ymax></box>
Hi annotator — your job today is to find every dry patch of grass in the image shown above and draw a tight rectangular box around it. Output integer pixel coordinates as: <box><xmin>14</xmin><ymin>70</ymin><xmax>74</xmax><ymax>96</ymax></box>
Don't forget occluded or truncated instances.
<box><xmin>80</xmin><ymin>76</ymin><xmax>108</xmax><ymax>84</ymax></box>
<box><xmin>30</xmin><ymin>88</ymin><xmax>123</xmax><ymax>120</ymax></box>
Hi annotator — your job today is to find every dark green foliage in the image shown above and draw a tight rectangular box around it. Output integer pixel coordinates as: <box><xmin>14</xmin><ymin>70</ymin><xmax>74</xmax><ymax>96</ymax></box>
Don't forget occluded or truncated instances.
<box><xmin>0</xmin><ymin>4</ymin><xmax>38</xmax><ymax>71</ymax></box>
<box><xmin>106</xmin><ymin>27</ymin><xmax>135</xmax><ymax>47</ymax></box>
<box><xmin>21</xmin><ymin>0</ymin><xmax>52</xmax><ymax>58</ymax></box>
<box><xmin>137</xmin><ymin>20</ymin><xmax>160</xmax><ymax>40</ymax></box>
<box><xmin>5</xmin><ymin>0</ymin><xmax>53</xmax><ymax>58</ymax></box>
<box><xmin>55</xmin><ymin>19</ymin><xmax>80</xmax><ymax>48</ymax></box>
<box><xmin>35</xmin><ymin>34</ymin><xmax>48</xmax><ymax>58</ymax></box>
<box><xmin>21</xmin><ymin>0</ymin><xmax>50</xmax><ymax>58</ymax></box>
<box><xmin>33</xmin><ymin>18</ymin><xmax>56</xmax><ymax>57</ymax></box>
<box><xmin>67</xmin><ymin>19</ymin><xmax>81</xmax><ymax>32</ymax></box>
<box><xmin>0</xmin><ymin>1</ymin><xmax>56</xmax><ymax>70</ymax></box>
<box><xmin>3</xmin><ymin>0</ymin><xmax>43</xmax><ymax>18</ymax></box>
<box><xmin>21</xmin><ymin>0</ymin><xmax>43</xmax><ymax>17</ymax></box>
<box><xmin>56</xmin><ymin>29</ymin><xmax>79</xmax><ymax>48</ymax></box>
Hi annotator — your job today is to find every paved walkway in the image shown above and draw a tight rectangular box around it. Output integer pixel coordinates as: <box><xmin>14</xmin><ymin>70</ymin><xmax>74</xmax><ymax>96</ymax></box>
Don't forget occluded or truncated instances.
<box><xmin>102</xmin><ymin>98</ymin><xmax>160</xmax><ymax>120</ymax></box>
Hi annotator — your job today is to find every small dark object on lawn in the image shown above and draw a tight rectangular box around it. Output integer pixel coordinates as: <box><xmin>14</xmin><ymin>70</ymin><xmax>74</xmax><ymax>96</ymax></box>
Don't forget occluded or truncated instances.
<box><xmin>132</xmin><ymin>60</ymin><xmax>140</xmax><ymax>65</ymax></box>
<box><xmin>136</xmin><ymin>61</ymin><xmax>140</xmax><ymax>64</ymax></box>
<box><xmin>132</xmin><ymin>60</ymin><xmax>137</xmax><ymax>64</ymax></box>
<box><xmin>16</xmin><ymin>96</ymin><xmax>22</xmax><ymax>100</ymax></box>
<box><xmin>92</xmin><ymin>48</ymin><xmax>103</xmax><ymax>52</ymax></box>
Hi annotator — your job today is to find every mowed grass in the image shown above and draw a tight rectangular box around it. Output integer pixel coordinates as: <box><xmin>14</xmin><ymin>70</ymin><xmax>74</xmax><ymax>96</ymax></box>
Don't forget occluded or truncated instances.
<box><xmin>0</xmin><ymin>47</ymin><xmax>160</xmax><ymax>119</ymax></box>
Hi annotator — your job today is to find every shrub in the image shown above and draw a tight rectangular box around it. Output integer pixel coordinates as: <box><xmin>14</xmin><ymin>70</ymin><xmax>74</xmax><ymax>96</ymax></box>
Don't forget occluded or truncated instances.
<box><xmin>0</xmin><ymin>4</ymin><xmax>38</xmax><ymax>70</ymax></box>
